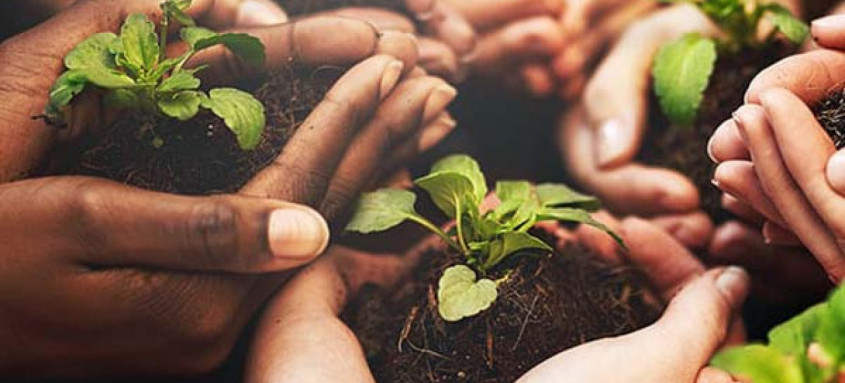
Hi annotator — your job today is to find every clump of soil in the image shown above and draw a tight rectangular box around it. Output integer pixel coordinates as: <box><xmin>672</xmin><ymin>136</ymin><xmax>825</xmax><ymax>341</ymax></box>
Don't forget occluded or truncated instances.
<box><xmin>70</xmin><ymin>66</ymin><xmax>340</xmax><ymax>195</ymax></box>
<box><xmin>344</xmin><ymin>241</ymin><xmax>661</xmax><ymax>383</ymax></box>
<box><xmin>640</xmin><ymin>45</ymin><xmax>793</xmax><ymax>223</ymax></box>
<box><xmin>277</xmin><ymin>0</ymin><xmax>407</xmax><ymax>17</ymax></box>
<box><xmin>814</xmin><ymin>89</ymin><xmax>845</xmax><ymax>150</ymax></box>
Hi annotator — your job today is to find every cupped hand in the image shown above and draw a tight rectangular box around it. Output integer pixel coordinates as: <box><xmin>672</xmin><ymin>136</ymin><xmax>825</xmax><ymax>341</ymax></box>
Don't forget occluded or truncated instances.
<box><xmin>244</xmin><ymin>212</ymin><xmax>749</xmax><ymax>383</ymax></box>
<box><xmin>0</xmin><ymin>0</ymin><xmax>457</xmax><ymax>377</ymax></box>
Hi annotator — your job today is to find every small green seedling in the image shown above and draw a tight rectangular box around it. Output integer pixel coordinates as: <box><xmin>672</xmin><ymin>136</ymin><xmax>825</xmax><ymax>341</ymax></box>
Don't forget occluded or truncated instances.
<box><xmin>46</xmin><ymin>0</ymin><xmax>267</xmax><ymax>150</ymax></box>
<box><xmin>712</xmin><ymin>284</ymin><xmax>845</xmax><ymax>383</ymax></box>
<box><xmin>653</xmin><ymin>0</ymin><xmax>808</xmax><ymax>126</ymax></box>
<box><xmin>346</xmin><ymin>155</ymin><xmax>622</xmax><ymax>322</ymax></box>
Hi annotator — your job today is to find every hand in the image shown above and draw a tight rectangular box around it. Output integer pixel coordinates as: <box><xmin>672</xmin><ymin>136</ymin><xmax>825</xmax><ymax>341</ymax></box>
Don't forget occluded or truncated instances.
<box><xmin>244</xmin><ymin>214</ymin><xmax>749</xmax><ymax>383</ymax></box>
<box><xmin>0</xmin><ymin>0</ymin><xmax>457</xmax><ymax>377</ymax></box>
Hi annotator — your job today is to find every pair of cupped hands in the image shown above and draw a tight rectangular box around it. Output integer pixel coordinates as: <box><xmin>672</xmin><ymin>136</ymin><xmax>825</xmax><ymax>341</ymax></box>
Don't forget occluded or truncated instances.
<box><xmin>0</xmin><ymin>0</ymin><xmax>750</xmax><ymax>382</ymax></box>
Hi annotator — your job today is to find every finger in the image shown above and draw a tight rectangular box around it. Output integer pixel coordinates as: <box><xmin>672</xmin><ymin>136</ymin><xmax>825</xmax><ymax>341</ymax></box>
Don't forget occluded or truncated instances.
<box><xmin>733</xmin><ymin>103</ymin><xmax>845</xmax><ymax>280</ymax></box>
<box><xmin>583</xmin><ymin>3</ymin><xmax>717</xmax><ymax>168</ymax></box>
<box><xmin>697</xmin><ymin>367</ymin><xmax>739</xmax><ymax>383</ymax></box>
<box><xmin>713</xmin><ymin>160</ymin><xmax>787</xmax><ymax>228</ymax></box>
<box><xmin>226</xmin><ymin>0</ymin><xmax>288</xmax><ymax>27</ymax></box>
<box><xmin>649</xmin><ymin>211</ymin><xmax>714</xmax><ymax>249</ymax></box>
<box><xmin>573</xmin><ymin>211</ymin><xmax>624</xmax><ymax>262</ymax></box>
<box><xmin>721</xmin><ymin>194</ymin><xmax>765</xmax><ymax>226</ymax></box>
<box><xmin>826</xmin><ymin>149</ymin><xmax>845</xmax><ymax>195</ymax></box>
<box><xmin>472</xmin><ymin>17</ymin><xmax>565</xmax><ymax>75</ymax></box>
<box><xmin>2</xmin><ymin>177</ymin><xmax>328</xmax><ymax>273</ymax></box>
<box><xmin>762</xmin><ymin>221</ymin><xmax>801</xmax><ymax>246</ymax></box>
<box><xmin>320</xmin><ymin>78</ymin><xmax>457</xmax><ymax>220</ymax></box>
<box><xmin>419</xmin><ymin>1</ymin><xmax>477</xmax><ymax>58</ymax></box>
<box><xmin>374</xmin><ymin>30</ymin><xmax>421</xmax><ymax>74</ymax></box>
<box><xmin>745</xmin><ymin>49</ymin><xmax>845</xmax><ymax>105</ymax></box>
<box><xmin>178</xmin><ymin>16</ymin><xmax>384</xmax><ymax>84</ymax></box>
<box><xmin>319</xmin><ymin>7</ymin><xmax>416</xmax><ymax>33</ymax></box>
<box><xmin>521</xmin><ymin>64</ymin><xmax>556</xmax><ymax>97</ymax></box>
<box><xmin>620</xmin><ymin>217</ymin><xmax>707</xmax><ymax>298</ymax></box>
<box><xmin>383</xmin><ymin>112</ymin><xmax>457</xmax><ymax>173</ymax></box>
<box><xmin>241</xmin><ymin>55</ymin><xmax>404</xmax><ymax>205</ymax></box>
<box><xmin>443</xmin><ymin>0</ymin><xmax>563</xmax><ymax>32</ymax></box>
<box><xmin>559</xmin><ymin>0</ymin><xmax>629</xmax><ymax>39</ymax></box>
<box><xmin>418</xmin><ymin>37</ymin><xmax>460</xmax><ymax>80</ymax></box>
<box><xmin>562</xmin><ymin>108</ymin><xmax>700</xmax><ymax>215</ymax></box>
<box><xmin>634</xmin><ymin>267</ymin><xmax>749</xmax><ymax>379</ymax></box>
<box><xmin>708</xmin><ymin>119</ymin><xmax>749</xmax><ymax>164</ymax></box>
<box><xmin>811</xmin><ymin>14</ymin><xmax>845</xmax><ymax>50</ymax></box>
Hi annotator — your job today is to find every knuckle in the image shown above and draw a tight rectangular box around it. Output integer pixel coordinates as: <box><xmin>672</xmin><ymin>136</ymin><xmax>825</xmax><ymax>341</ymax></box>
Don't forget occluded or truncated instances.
<box><xmin>186</xmin><ymin>198</ymin><xmax>243</xmax><ymax>269</ymax></box>
<box><xmin>321</xmin><ymin>91</ymin><xmax>364</xmax><ymax>129</ymax></box>
<box><xmin>65</xmin><ymin>179</ymin><xmax>112</xmax><ymax>255</ymax></box>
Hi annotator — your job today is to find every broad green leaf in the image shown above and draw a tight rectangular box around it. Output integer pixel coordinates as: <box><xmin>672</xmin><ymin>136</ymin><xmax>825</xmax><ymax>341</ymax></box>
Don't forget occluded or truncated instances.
<box><xmin>438</xmin><ymin>265</ymin><xmax>497</xmax><ymax>322</ymax></box>
<box><xmin>492</xmin><ymin>181</ymin><xmax>532</xmax><ymax>220</ymax></box>
<box><xmin>483</xmin><ymin>232</ymin><xmax>552</xmax><ymax>269</ymax></box>
<box><xmin>78</xmin><ymin>67</ymin><xmax>135</xmax><ymax>88</ymax></box>
<box><xmin>711</xmin><ymin>345</ymin><xmax>803</xmax><ymax>383</ymax></box>
<box><xmin>415</xmin><ymin>172</ymin><xmax>475</xmax><ymax>219</ymax></box>
<box><xmin>105</xmin><ymin>89</ymin><xmax>140</xmax><ymax>109</ymax></box>
<box><xmin>162</xmin><ymin>0</ymin><xmax>196</xmax><ymax>26</ymax></box>
<box><xmin>65</xmin><ymin>32</ymin><xmax>119</xmax><ymax>71</ymax></box>
<box><xmin>769</xmin><ymin>303</ymin><xmax>827</xmax><ymax>356</ymax></box>
<box><xmin>653</xmin><ymin>33</ymin><xmax>717</xmax><ymax>126</ymax></box>
<box><xmin>508</xmin><ymin>191</ymin><xmax>541</xmax><ymax>230</ymax></box>
<box><xmin>119</xmin><ymin>14</ymin><xmax>159</xmax><ymax>70</ymax></box>
<box><xmin>428</xmin><ymin>155</ymin><xmax>488</xmax><ymax>203</ymax></box>
<box><xmin>48</xmin><ymin>70</ymin><xmax>87</xmax><ymax>110</ymax></box>
<box><xmin>536</xmin><ymin>183</ymin><xmax>601</xmax><ymax>210</ymax></box>
<box><xmin>345</xmin><ymin>189</ymin><xmax>418</xmax><ymax>234</ymax></box>
<box><xmin>157</xmin><ymin>90</ymin><xmax>201</xmax><ymax>121</ymax></box>
<box><xmin>182</xmin><ymin>28</ymin><xmax>266</xmax><ymax>67</ymax></box>
<box><xmin>157</xmin><ymin>71</ymin><xmax>201</xmax><ymax>93</ymax></box>
<box><xmin>766</xmin><ymin>4</ymin><xmax>809</xmax><ymax>45</ymax></box>
<box><xmin>816</xmin><ymin>285</ymin><xmax>845</xmax><ymax>365</ymax></box>
<box><xmin>538</xmin><ymin>208</ymin><xmax>625</xmax><ymax>249</ymax></box>
<box><xmin>199</xmin><ymin>88</ymin><xmax>266</xmax><ymax>150</ymax></box>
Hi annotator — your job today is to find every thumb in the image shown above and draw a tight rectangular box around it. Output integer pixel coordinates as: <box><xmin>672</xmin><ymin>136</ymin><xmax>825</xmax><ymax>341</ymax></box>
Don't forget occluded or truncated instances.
<box><xmin>584</xmin><ymin>3</ymin><xmax>717</xmax><ymax>168</ymax></box>
<box><xmin>632</xmin><ymin>267</ymin><xmax>749</xmax><ymax>380</ymax></box>
<box><xmin>7</xmin><ymin>177</ymin><xmax>330</xmax><ymax>273</ymax></box>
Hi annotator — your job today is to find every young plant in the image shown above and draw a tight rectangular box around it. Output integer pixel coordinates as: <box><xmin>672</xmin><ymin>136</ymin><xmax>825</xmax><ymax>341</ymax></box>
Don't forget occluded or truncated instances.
<box><xmin>652</xmin><ymin>0</ymin><xmax>808</xmax><ymax>126</ymax></box>
<box><xmin>711</xmin><ymin>284</ymin><xmax>845</xmax><ymax>383</ymax></box>
<box><xmin>46</xmin><ymin>0</ymin><xmax>267</xmax><ymax>150</ymax></box>
<box><xmin>346</xmin><ymin>155</ymin><xmax>622</xmax><ymax>322</ymax></box>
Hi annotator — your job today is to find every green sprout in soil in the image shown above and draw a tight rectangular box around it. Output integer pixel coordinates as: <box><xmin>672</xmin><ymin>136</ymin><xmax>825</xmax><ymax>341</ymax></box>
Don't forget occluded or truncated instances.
<box><xmin>653</xmin><ymin>0</ymin><xmax>808</xmax><ymax>126</ymax></box>
<box><xmin>46</xmin><ymin>0</ymin><xmax>267</xmax><ymax>150</ymax></box>
<box><xmin>712</xmin><ymin>284</ymin><xmax>845</xmax><ymax>383</ymax></box>
<box><xmin>346</xmin><ymin>155</ymin><xmax>622</xmax><ymax>322</ymax></box>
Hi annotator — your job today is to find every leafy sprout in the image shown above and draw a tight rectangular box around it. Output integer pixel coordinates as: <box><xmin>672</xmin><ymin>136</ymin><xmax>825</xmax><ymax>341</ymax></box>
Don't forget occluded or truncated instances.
<box><xmin>653</xmin><ymin>0</ymin><xmax>808</xmax><ymax>126</ymax></box>
<box><xmin>711</xmin><ymin>284</ymin><xmax>845</xmax><ymax>383</ymax></box>
<box><xmin>46</xmin><ymin>0</ymin><xmax>267</xmax><ymax>150</ymax></box>
<box><xmin>345</xmin><ymin>155</ymin><xmax>622</xmax><ymax>322</ymax></box>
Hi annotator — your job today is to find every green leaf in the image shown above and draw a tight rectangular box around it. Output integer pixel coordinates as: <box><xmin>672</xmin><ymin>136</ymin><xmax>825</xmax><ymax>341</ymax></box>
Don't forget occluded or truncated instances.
<box><xmin>157</xmin><ymin>71</ymin><xmax>201</xmax><ymax>93</ymax></box>
<box><xmin>437</xmin><ymin>265</ymin><xmax>497</xmax><ymax>322</ymax></box>
<box><xmin>118</xmin><ymin>14</ymin><xmax>160</xmax><ymax>70</ymax></box>
<box><xmin>65</xmin><ymin>32</ymin><xmax>119</xmax><ymax>71</ymax></box>
<box><xmin>48</xmin><ymin>70</ymin><xmax>87</xmax><ymax>110</ymax></box>
<box><xmin>711</xmin><ymin>345</ymin><xmax>804</xmax><ymax>383</ymax></box>
<box><xmin>538</xmin><ymin>208</ymin><xmax>625</xmax><ymax>249</ymax></box>
<box><xmin>765</xmin><ymin>4</ymin><xmax>809</xmax><ymax>45</ymax></box>
<box><xmin>104</xmin><ymin>89</ymin><xmax>140</xmax><ymax>109</ymax></box>
<box><xmin>199</xmin><ymin>88</ymin><xmax>266</xmax><ymax>150</ymax></box>
<box><xmin>816</xmin><ymin>285</ymin><xmax>845</xmax><ymax>365</ymax></box>
<box><xmin>345</xmin><ymin>189</ymin><xmax>418</xmax><ymax>234</ymax></box>
<box><xmin>492</xmin><ymin>181</ymin><xmax>532</xmax><ymax>220</ymax></box>
<box><xmin>428</xmin><ymin>155</ymin><xmax>488</xmax><ymax>204</ymax></box>
<box><xmin>536</xmin><ymin>183</ymin><xmax>601</xmax><ymax>210</ymax></box>
<box><xmin>181</xmin><ymin>27</ymin><xmax>266</xmax><ymax>67</ymax></box>
<box><xmin>653</xmin><ymin>33</ymin><xmax>717</xmax><ymax>126</ymax></box>
<box><xmin>769</xmin><ymin>303</ymin><xmax>827</xmax><ymax>356</ymax></box>
<box><xmin>415</xmin><ymin>172</ymin><xmax>475</xmax><ymax>219</ymax></box>
<box><xmin>162</xmin><ymin>0</ymin><xmax>196</xmax><ymax>26</ymax></box>
<box><xmin>484</xmin><ymin>232</ymin><xmax>552</xmax><ymax>269</ymax></box>
<box><xmin>157</xmin><ymin>90</ymin><xmax>201</xmax><ymax>121</ymax></box>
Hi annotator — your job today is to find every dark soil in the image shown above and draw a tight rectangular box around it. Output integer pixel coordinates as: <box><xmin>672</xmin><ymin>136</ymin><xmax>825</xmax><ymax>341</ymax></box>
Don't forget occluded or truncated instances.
<box><xmin>640</xmin><ymin>44</ymin><xmax>793</xmax><ymax>223</ymax></box>
<box><xmin>814</xmin><ymin>89</ymin><xmax>845</xmax><ymax>150</ymax></box>
<box><xmin>69</xmin><ymin>66</ymin><xmax>340</xmax><ymax>195</ymax></box>
<box><xmin>276</xmin><ymin>0</ymin><xmax>407</xmax><ymax>17</ymax></box>
<box><xmin>344</xmin><ymin>241</ymin><xmax>660</xmax><ymax>383</ymax></box>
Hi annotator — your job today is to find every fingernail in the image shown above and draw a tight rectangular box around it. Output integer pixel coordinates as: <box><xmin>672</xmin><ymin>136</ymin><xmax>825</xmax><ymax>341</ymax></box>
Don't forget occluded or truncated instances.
<box><xmin>707</xmin><ymin>135</ymin><xmax>718</xmax><ymax>163</ymax></box>
<box><xmin>715</xmin><ymin>266</ymin><xmax>749</xmax><ymax>306</ymax></box>
<box><xmin>731</xmin><ymin>111</ymin><xmax>750</xmax><ymax>145</ymax></box>
<box><xmin>380</xmin><ymin>60</ymin><xmax>405</xmax><ymax>102</ymax></box>
<box><xmin>595</xmin><ymin>118</ymin><xmax>632</xmax><ymax>167</ymax></box>
<box><xmin>459</xmin><ymin>44</ymin><xmax>479</xmax><ymax>65</ymax></box>
<box><xmin>827</xmin><ymin>150</ymin><xmax>845</xmax><ymax>195</ymax></box>
<box><xmin>268</xmin><ymin>208</ymin><xmax>330</xmax><ymax>259</ymax></box>
<box><xmin>236</xmin><ymin>0</ymin><xmax>287</xmax><ymax>26</ymax></box>
<box><xmin>812</xmin><ymin>15</ymin><xmax>845</xmax><ymax>30</ymax></box>
<box><xmin>422</xmin><ymin>85</ymin><xmax>458</xmax><ymax>123</ymax></box>
<box><xmin>711</xmin><ymin>178</ymin><xmax>720</xmax><ymax>188</ymax></box>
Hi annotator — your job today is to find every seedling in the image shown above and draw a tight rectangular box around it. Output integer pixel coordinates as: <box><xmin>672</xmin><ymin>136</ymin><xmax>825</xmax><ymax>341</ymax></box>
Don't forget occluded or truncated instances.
<box><xmin>346</xmin><ymin>155</ymin><xmax>622</xmax><ymax>322</ymax></box>
<box><xmin>46</xmin><ymin>0</ymin><xmax>267</xmax><ymax>150</ymax></box>
<box><xmin>712</xmin><ymin>284</ymin><xmax>845</xmax><ymax>383</ymax></box>
<box><xmin>652</xmin><ymin>0</ymin><xmax>808</xmax><ymax>126</ymax></box>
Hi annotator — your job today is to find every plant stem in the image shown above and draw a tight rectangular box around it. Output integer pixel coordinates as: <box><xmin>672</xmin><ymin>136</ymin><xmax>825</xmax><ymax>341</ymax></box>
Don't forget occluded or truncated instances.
<box><xmin>406</xmin><ymin>214</ymin><xmax>463</xmax><ymax>252</ymax></box>
<box><xmin>454</xmin><ymin>201</ymin><xmax>470</xmax><ymax>255</ymax></box>
<box><xmin>159</xmin><ymin>7</ymin><xmax>169</xmax><ymax>61</ymax></box>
